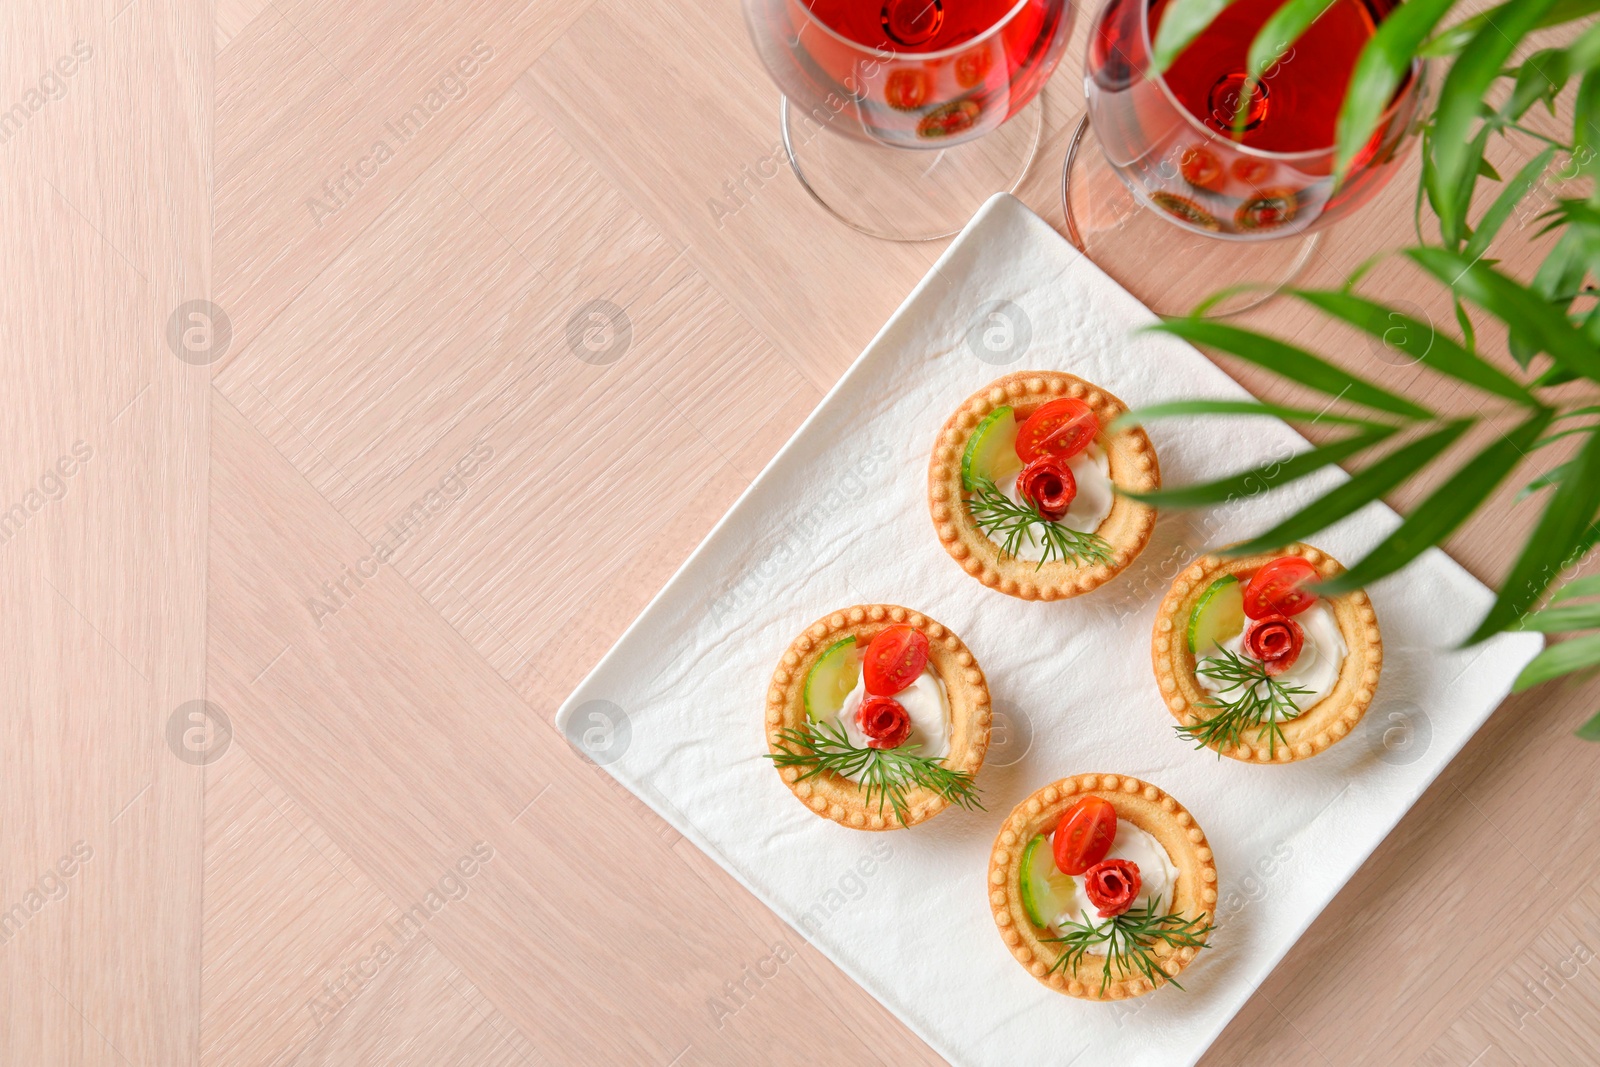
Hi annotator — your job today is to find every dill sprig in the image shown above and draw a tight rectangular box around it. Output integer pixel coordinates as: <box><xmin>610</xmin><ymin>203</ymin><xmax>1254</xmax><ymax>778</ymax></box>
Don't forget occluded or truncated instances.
<box><xmin>766</xmin><ymin>721</ymin><xmax>983</xmax><ymax>825</ymax></box>
<box><xmin>1179</xmin><ymin>646</ymin><xmax>1312</xmax><ymax>758</ymax></box>
<box><xmin>1042</xmin><ymin>898</ymin><xmax>1214</xmax><ymax>993</ymax></box>
<box><xmin>965</xmin><ymin>475</ymin><xmax>1114</xmax><ymax>571</ymax></box>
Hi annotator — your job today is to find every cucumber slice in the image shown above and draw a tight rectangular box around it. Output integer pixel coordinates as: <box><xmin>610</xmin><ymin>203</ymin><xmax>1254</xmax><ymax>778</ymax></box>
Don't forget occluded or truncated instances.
<box><xmin>961</xmin><ymin>406</ymin><xmax>1022</xmax><ymax>492</ymax></box>
<box><xmin>1019</xmin><ymin>834</ymin><xmax>1076</xmax><ymax>929</ymax></box>
<box><xmin>1188</xmin><ymin>574</ymin><xmax>1245</xmax><ymax>655</ymax></box>
<box><xmin>803</xmin><ymin>636</ymin><xmax>859</xmax><ymax>722</ymax></box>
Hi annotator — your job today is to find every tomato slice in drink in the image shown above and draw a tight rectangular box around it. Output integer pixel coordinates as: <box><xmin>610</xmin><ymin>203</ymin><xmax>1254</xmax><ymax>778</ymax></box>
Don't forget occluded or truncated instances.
<box><xmin>1052</xmin><ymin>796</ymin><xmax>1117</xmax><ymax>876</ymax></box>
<box><xmin>1015</xmin><ymin>398</ymin><xmax>1099</xmax><ymax>461</ymax></box>
<box><xmin>955</xmin><ymin>49</ymin><xmax>992</xmax><ymax>89</ymax></box>
<box><xmin>862</xmin><ymin>625</ymin><xmax>930</xmax><ymax>696</ymax></box>
<box><xmin>1230</xmin><ymin>156</ymin><xmax>1274</xmax><ymax>185</ymax></box>
<box><xmin>884</xmin><ymin>68</ymin><xmax>931</xmax><ymax>111</ymax></box>
<box><xmin>1242</xmin><ymin>556</ymin><xmax>1320</xmax><ymax>619</ymax></box>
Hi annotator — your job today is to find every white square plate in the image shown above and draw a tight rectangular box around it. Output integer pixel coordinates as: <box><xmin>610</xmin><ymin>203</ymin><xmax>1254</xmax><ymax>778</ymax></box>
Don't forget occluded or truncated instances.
<box><xmin>556</xmin><ymin>194</ymin><xmax>1540</xmax><ymax>1066</ymax></box>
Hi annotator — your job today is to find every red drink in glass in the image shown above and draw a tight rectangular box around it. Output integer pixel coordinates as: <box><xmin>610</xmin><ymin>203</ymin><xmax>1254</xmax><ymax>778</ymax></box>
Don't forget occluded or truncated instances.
<box><xmin>750</xmin><ymin>0</ymin><xmax>1074</xmax><ymax>148</ymax></box>
<box><xmin>1086</xmin><ymin>0</ymin><xmax>1421</xmax><ymax>238</ymax></box>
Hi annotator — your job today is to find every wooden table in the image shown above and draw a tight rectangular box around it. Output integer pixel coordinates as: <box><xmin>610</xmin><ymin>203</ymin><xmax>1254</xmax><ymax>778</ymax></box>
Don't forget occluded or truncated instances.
<box><xmin>7</xmin><ymin>0</ymin><xmax>1599</xmax><ymax>1063</ymax></box>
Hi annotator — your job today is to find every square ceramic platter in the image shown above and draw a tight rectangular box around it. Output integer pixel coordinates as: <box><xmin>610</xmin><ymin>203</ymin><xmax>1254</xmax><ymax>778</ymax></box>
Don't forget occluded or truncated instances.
<box><xmin>555</xmin><ymin>194</ymin><xmax>1540</xmax><ymax>1067</ymax></box>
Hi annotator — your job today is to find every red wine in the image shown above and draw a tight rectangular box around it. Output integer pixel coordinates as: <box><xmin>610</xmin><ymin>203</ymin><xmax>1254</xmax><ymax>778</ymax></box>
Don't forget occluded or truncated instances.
<box><xmin>1152</xmin><ymin>0</ymin><xmax>1387</xmax><ymax>154</ymax></box>
<box><xmin>804</xmin><ymin>0</ymin><xmax>1027</xmax><ymax>52</ymax></box>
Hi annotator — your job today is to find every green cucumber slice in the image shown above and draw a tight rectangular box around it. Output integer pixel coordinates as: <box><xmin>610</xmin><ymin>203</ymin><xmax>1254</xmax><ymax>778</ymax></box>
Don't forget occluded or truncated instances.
<box><xmin>961</xmin><ymin>406</ymin><xmax>1022</xmax><ymax>492</ymax></box>
<box><xmin>1188</xmin><ymin>574</ymin><xmax>1245</xmax><ymax>655</ymax></box>
<box><xmin>1019</xmin><ymin>834</ymin><xmax>1076</xmax><ymax>929</ymax></box>
<box><xmin>803</xmin><ymin>636</ymin><xmax>859</xmax><ymax>722</ymax></box>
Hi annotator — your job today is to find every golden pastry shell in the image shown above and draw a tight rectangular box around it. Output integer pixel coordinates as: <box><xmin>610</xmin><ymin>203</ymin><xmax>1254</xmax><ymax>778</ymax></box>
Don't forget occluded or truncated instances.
<box><xmin>1152</xmin><ymin>542</ymin><xmax>1384</xmax><ymax>763</ymax></box>
<box><xmin>927</xmin><ymin>371</ymin><xmax>1159</xmax><ymax>600</ymax></box>
<box><xmin>988</xmin><ymin>774</ymin><xmax>1216</xmax><ymax>1000</ymax></box>
<box><xmin>766</xmin><ymin>604</ymin><xmax>990</xmax><ymax>830</ymax></box>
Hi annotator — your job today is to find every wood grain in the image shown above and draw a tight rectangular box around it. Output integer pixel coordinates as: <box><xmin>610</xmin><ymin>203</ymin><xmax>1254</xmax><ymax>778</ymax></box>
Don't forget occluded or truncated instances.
<box><xmin>206</xmin><ymin>391</ymin><xmax>941</xmax><ymax>1063</ymax></box>
<box><xmin>0</xmin><ymin>0</ymin><xmax>209</xmax><ymax>1063</ymax></box>
<box><xmin>5</xmin><ymin>0</ymin><xmax>1597</xmax><ymax>1062</ymax></box>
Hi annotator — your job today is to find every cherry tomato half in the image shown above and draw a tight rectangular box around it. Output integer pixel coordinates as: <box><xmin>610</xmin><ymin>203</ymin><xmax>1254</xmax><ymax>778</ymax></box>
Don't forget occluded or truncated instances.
<box><xmin>862</xmin><ymin>625</ymin><xmax>930</xmax><ymax>696</ymax></box>
<box><xmin>1242</xmin><ymin>556</ymin><xmax>1320</xmax><ymax>620</ymax></box>
<box><xmin>1230</xmin><ymin>156</ymin><xmax>1274</xmax><ymax>185</ymax></box>
<box><xmin>955</xmin><ymin>49</ymin><xmax>993</xmax><ymax>89</ymax></box>
<box><xmin>1053</xmin><ymin>796</ymin><xmax>1117</xmax><ymax>876</ymax></box>
<box><xmin>884</xmin><ymin>68</ymin><xmax>931</xmax><ymax>111</ymax></box>
<box><xmin>1015</xmin><ymin>398</ymin><xmax>1100</xmax><ymax>462</ymax></box>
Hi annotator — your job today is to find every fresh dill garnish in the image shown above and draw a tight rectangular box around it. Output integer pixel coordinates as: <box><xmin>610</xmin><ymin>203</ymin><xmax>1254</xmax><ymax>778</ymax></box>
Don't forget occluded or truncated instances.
<box><xmin>765</xmin><ymin>721</ymin><xmax>983</xmax><ymax>825</ymax></box>
<box><xmin>965</xmin><ymin>475</ymin><xmax>1114</xmax><ymax>571</ymax></box>
<box><xmin>1179</xmin><ymin>646</ymin><xmax>1312</xmax><ymax>758</ymax></box>
<box><xmin>1041</xmin><ymin>898</ymin><xmax>1214</xmax><ymax>993</ymax></box>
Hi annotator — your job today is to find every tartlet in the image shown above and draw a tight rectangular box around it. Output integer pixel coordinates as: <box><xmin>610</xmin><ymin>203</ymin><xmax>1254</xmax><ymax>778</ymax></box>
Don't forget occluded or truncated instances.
<box><xmin>988</xmin><ymin>774</ymin><xmax>1217</xmax><ymax>1000</ymax></box>
<box><xmin>1153</xmin><ymin>542</ymin><xmax>1383</xmax><ymax>763</ymax></box>
<box><xmin>766</xmin><ymin>604</ymin><xmax>991</xmax><ymax>830</ymax></box>
<box><xmin>928</xmin><ymin>371</ymin><xmax>1159</xmax><ymax>600</ymax></box>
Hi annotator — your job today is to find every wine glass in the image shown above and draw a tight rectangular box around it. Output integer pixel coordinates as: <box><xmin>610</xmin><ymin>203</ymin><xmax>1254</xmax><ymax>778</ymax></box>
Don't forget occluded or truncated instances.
<box><xmin>744</xmin><ymin>0</ymin><xmax>1076</xmax><ymax>240</ymax></box>
<box><xmin>1063</xmin><ymin>0</ymin><xmax>1424</xmax><ymax>314</ymax></box>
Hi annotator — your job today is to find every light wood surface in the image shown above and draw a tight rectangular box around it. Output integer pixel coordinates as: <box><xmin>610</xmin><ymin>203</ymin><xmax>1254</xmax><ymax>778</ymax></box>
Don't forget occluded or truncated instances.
<box><xmin>2</xmin><ymin>1</ymin><xmax>209</xmax><ymax>1064</ymax></box>
<box><xmin>5</xmin><ymin>0</ymin><xmax>1599</xmax><ymax>1063</ymax></box>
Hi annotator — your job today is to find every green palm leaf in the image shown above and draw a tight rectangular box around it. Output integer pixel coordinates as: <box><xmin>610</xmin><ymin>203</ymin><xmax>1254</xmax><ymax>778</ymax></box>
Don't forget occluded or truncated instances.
<box><xmin>1464</xmin><ymin>147</ymin><xmax>1558</xmax><ymax>262</ymax></box>
<box><xmin>1532</xmin><ymin>229</ymin><xmax>1590</xmax><ymax>305</ymax></box>
<box><xmin>1533</xmin><ymin>425</ymin><xmax>1600</xmax><ymax>451</ymax></box>
<box><xmin>1470</xmin><ymin>429</ymin><xmax>1600</xmax><ymax>642</ymax></box>
<box><xmin>1114</xmin><ymin>399</ymin><xmax>1393</xmax><ymax>429</ymax></box>
<box><xmin>1246</xmin><ymin>0</ymin><xmax>1338</xmax><ymax>82</ymax></box>
<box><xmin>1423</xmin><ymin>0</ymin><xmax>1600</xmax><ymax>57</ymax></box>
<box><xmin>1514</xmin><ymin>633</ymin><xmax>1600</xmax><ymax>688</ymax></box>
<box><xmin>1518</xmin><ymin>602</ymin><xmax>1600</xmax><ymax>631</ymax></box>
<box><xmin>1125</xmin><ymin>426</ymin><xmax>1394</xmax><ymax>508</ymax></box>
<box><xmin>1150</xmin><ymin>0</ymin><xmax>1238</xmax><ymax>73</ymax></box>
<box><xmin>1428</xmin><ymin>125</ymin><xmax>1494</xmax><ymax>249</ymax></box>
<box><xmin>1566</xmin><ymin>14</ymin><xmax>1600</xmax><ymax>69</ymax></box>
<box><xmin>1148</xmin><ymin>319</ymin><xmax>1435</xmax><ymax>419</ymax></box>
<box><xmin>1430</xmin><ymin>0</ymin><xmax>1562</xmax><ymax>239</ymax></box>
<box><xmin>1407</xmin><ymin>249</ymin><xmax>1600</xmax><ymax>382</ymax></box>
<box><xmin>1576</xmin><ymin>69</ymin><xmax>1600</xmax><ymax>164</ymax></box>
<box><xmin>1553</xmin><ymin>573</ymin><xmax>1600</xmax><ymax>601</ymax></box>
<box><xmin>1238</xmin><ymin>0</ymin><xmax>1339</xmax><ymax>130</ymax></box>
<box><xmin>1504</xmin><ymin>49</ymin><xmax>1570</xmax><ymax>124</ymax></box>
<box><xmin>1319</xmin><ymin>412</ymin><xmax>1553</xmax><ymax>595</ymax></box>
<box><xmin>1289</xmin><ymin>290</ymin><xmax>1540</xmax><ymax>406</ymax></box>
<box><xmin>1521</xmin><ymin>458</ymin><xmax>1577</xmax><ymax>500</ymax></box>
<box><xmin>1334</xmin><ymin>0</ymin><xmax>1455</xmax><ymax>178</ymax></box>
<box><xmin>1225</xmin><ymin>420</ymin><xmax>1474</xmax><ymax>557</ymax></box>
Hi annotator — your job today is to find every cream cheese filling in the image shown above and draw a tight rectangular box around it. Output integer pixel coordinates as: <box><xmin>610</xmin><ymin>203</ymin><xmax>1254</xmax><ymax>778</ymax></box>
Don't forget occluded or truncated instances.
<box><xmin>1049</xmin><ymin>820</ymin><xmax>1178</xmax><ymax>953</ymax></box>
<box><xmin>830</xmin><ymin>666</ymin><xmax>951</xmax><ymax>780</ymax></box>
<box><xmin>1197</xmin><ymin>601</ymin><xmax>1347</xmax><ymax>716</ymax></box>
<box><xmin>992</xmin><ymin>443</ymin><xmax>1114</xmax><ymax>562</ymax></box>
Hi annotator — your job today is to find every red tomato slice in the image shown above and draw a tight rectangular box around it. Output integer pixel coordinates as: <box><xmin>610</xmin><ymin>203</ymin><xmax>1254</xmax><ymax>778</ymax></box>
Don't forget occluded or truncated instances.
<box><xmin>884</xmin><ymin>68</ymin><xmax>931</xmax><ymax>111</ymax></box>
<box><xmin>862</xmin><ymin>625</ymin><xmax>930</xmax><ymax>696</ymax></box>
<box><xmin>1230</xmin><ymin>156</ymin><xmax>1274</xmax><ymax>185</ymax></box>
<box><xmin>1015</xmin><ymin>398</ymin><xmax>1099</xmax><ymax>462</ymax></box>
<box><xmin>1179</xmin><ymin>145</ymin><xmax>1224</xmax><ymax>191</ymax></box>
<box><xmin>955</xmin><ymin>49</ymin><xmax>992</xmax><ymax>89</ymax></box>
<box><xmin>1242</xmin><ymin>556</ymin><xmax>1320</xmax><ymax>619</ymax></box>
<box><xmin>1053</xmin><ymin>796</ymin><xmax>1117</xmax><ymax>876</ymax></box>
